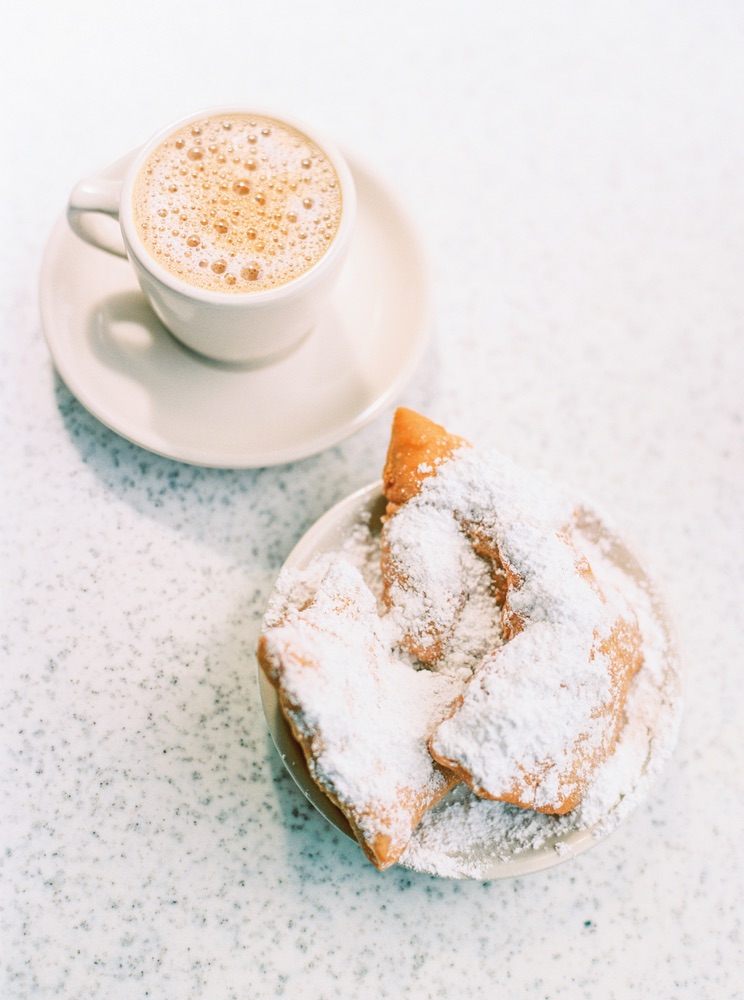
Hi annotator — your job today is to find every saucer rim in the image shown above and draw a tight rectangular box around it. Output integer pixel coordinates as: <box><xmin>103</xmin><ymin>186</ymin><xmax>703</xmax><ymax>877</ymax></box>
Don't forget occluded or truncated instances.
<box><xmin>40</xmin><ymin>154</ymin><xmax>431</xmax><ymax>469</ymax></box>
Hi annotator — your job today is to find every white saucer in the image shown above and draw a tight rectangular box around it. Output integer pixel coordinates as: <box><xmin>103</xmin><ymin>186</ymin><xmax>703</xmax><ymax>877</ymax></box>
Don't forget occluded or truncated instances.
<box><xmin>40</xmin><ymin>156</ymin><xmax>430</xmax><ymax>468</ymax></box>
<box><xmin>258</xmin><ymin>482</ymin><xmax>683</xmax><ymax>879</ymax></box>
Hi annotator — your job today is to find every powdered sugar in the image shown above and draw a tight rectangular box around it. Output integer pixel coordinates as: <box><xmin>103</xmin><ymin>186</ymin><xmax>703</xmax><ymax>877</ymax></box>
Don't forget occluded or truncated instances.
<box><xmin>259</xmin><ymin>454</ymin><xmax>682</xmax><ymax>878</ymax></box>
<box><xmin>401</xmin><ymin>506</ymin><xmax>682</xmax><ymax>877</ymax></box>
<box><xmin>382</xmin><ymin>501</ymin><xmax>503</xmax><ymax>676</ymax></box>
<box><xmin>433</xmin><ymin>623</ymin><xmax>611</xmax><ymax>808</ymax></box>
<box><xmin>260</xmin><ymin>557</ymin><xmax>459</xmax><ymax>860</ymax></box>
<box><xmin>384</xmin><ymin>446</ymin><xmax>625</xmax><ymax>811</ymax></box>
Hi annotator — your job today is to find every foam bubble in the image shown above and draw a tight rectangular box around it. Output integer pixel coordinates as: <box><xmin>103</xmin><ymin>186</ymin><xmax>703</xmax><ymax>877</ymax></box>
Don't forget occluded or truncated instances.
<box><xmin>132</xmin><ymin>113</ymin><xmax>343</xmax><ymax>293</ymax></box>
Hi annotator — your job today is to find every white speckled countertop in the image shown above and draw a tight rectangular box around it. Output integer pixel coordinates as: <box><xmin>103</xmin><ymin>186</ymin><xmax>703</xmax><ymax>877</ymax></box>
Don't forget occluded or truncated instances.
<box><xmin>3</xmin><ymin>2</ymin><xmax>743</xmax><ymax>997</ymax></box>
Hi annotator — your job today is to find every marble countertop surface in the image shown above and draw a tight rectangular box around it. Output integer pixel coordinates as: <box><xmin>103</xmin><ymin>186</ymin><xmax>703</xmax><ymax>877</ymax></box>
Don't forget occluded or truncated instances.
<box><xmin>3</xmin><ymin>2</ymin><xmax>743</xmax><ymax>997</ymax></box>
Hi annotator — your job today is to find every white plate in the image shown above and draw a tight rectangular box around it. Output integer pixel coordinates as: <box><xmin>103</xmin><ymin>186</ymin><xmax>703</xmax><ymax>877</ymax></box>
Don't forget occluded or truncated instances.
<box><xmin>40</xmin><ymin>156</ymin><xmax>430</xmax><ymax>468</ymax></box>
<box><xmin>258</xmin><ymin>482</ymin><xmax>683</xmax><ymax>879</ymax></box>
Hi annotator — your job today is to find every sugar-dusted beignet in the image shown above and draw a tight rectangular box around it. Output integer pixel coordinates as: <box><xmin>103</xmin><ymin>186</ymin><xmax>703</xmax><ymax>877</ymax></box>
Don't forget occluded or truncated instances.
<box><xmin>381</xmin><ymin>408</ymin><xmax>644</xmax><ymax>814</ymax></box>
<box><xmin>257</xmin><ymin>557</ymin><xmax>460</xmax><ymax>869</ymax></box>
<box><xmin>380</xmin><ymin>408</ymin><xmax>476</xmax><ymax>664</ymax></box>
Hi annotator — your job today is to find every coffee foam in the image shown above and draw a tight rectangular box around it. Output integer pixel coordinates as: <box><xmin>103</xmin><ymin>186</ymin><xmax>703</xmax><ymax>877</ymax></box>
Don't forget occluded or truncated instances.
<box><xmin>132</xmin><ymin>113</ymin><xmax>343</xmax><ymax>293</ymax></box>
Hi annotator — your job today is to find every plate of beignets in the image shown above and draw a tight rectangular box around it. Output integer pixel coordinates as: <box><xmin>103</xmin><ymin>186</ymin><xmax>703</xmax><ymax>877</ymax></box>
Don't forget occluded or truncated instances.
<box><xmin>257</xmin><ymin>409</ymin><xmax>682</xmax><ymax>877</ymax></box>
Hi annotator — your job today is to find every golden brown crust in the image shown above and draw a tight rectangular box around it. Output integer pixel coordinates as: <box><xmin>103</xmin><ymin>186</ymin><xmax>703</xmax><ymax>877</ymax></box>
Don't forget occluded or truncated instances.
<box><xmin>382</xmin><ymin>407</ymin><xmax>469</xmax><ymax>514</ymax></box>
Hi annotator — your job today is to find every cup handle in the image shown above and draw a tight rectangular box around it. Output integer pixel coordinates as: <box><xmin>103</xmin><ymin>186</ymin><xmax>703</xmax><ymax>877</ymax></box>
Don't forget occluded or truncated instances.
<box><xmin>67</xmin><ymin>175</ymin><xmax>127</xmax><ymax>258</ymax></box>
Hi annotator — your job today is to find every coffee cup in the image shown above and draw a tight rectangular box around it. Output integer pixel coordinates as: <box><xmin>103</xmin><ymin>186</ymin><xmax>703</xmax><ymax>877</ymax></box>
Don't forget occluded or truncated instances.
<box><xmin>67</xmin><ymin>108</ymin><xmax>356</xmax><ymax>365</ymax></box>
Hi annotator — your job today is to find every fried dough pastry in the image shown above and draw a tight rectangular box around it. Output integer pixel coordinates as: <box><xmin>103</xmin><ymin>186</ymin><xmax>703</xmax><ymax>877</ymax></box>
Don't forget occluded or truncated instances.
<box><xmin>381</xmin><ymin>408</ymin><xmax>643</xmax><ymax>814</ymax></box>
<box><xmin>257</xmin><ymin>558</ymin><xmax>460</xmax><ymax>870</ymax></box>
<box><xmin>382</xmin><ymin>407</ymin><xmax>469</xmax><ymax>514</ymax></box>
<box><xmin>259</xmin><ymin>407</ymin><xmax>645</xmax><ymax>872</ymax></box>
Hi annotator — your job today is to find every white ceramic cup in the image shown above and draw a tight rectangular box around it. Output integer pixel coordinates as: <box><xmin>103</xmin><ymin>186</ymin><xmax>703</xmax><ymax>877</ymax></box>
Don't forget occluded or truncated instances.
<box><xmin>67</xmin><ymin>108</ymin><xmax>357</xmax><ymax>365</ymax></box>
